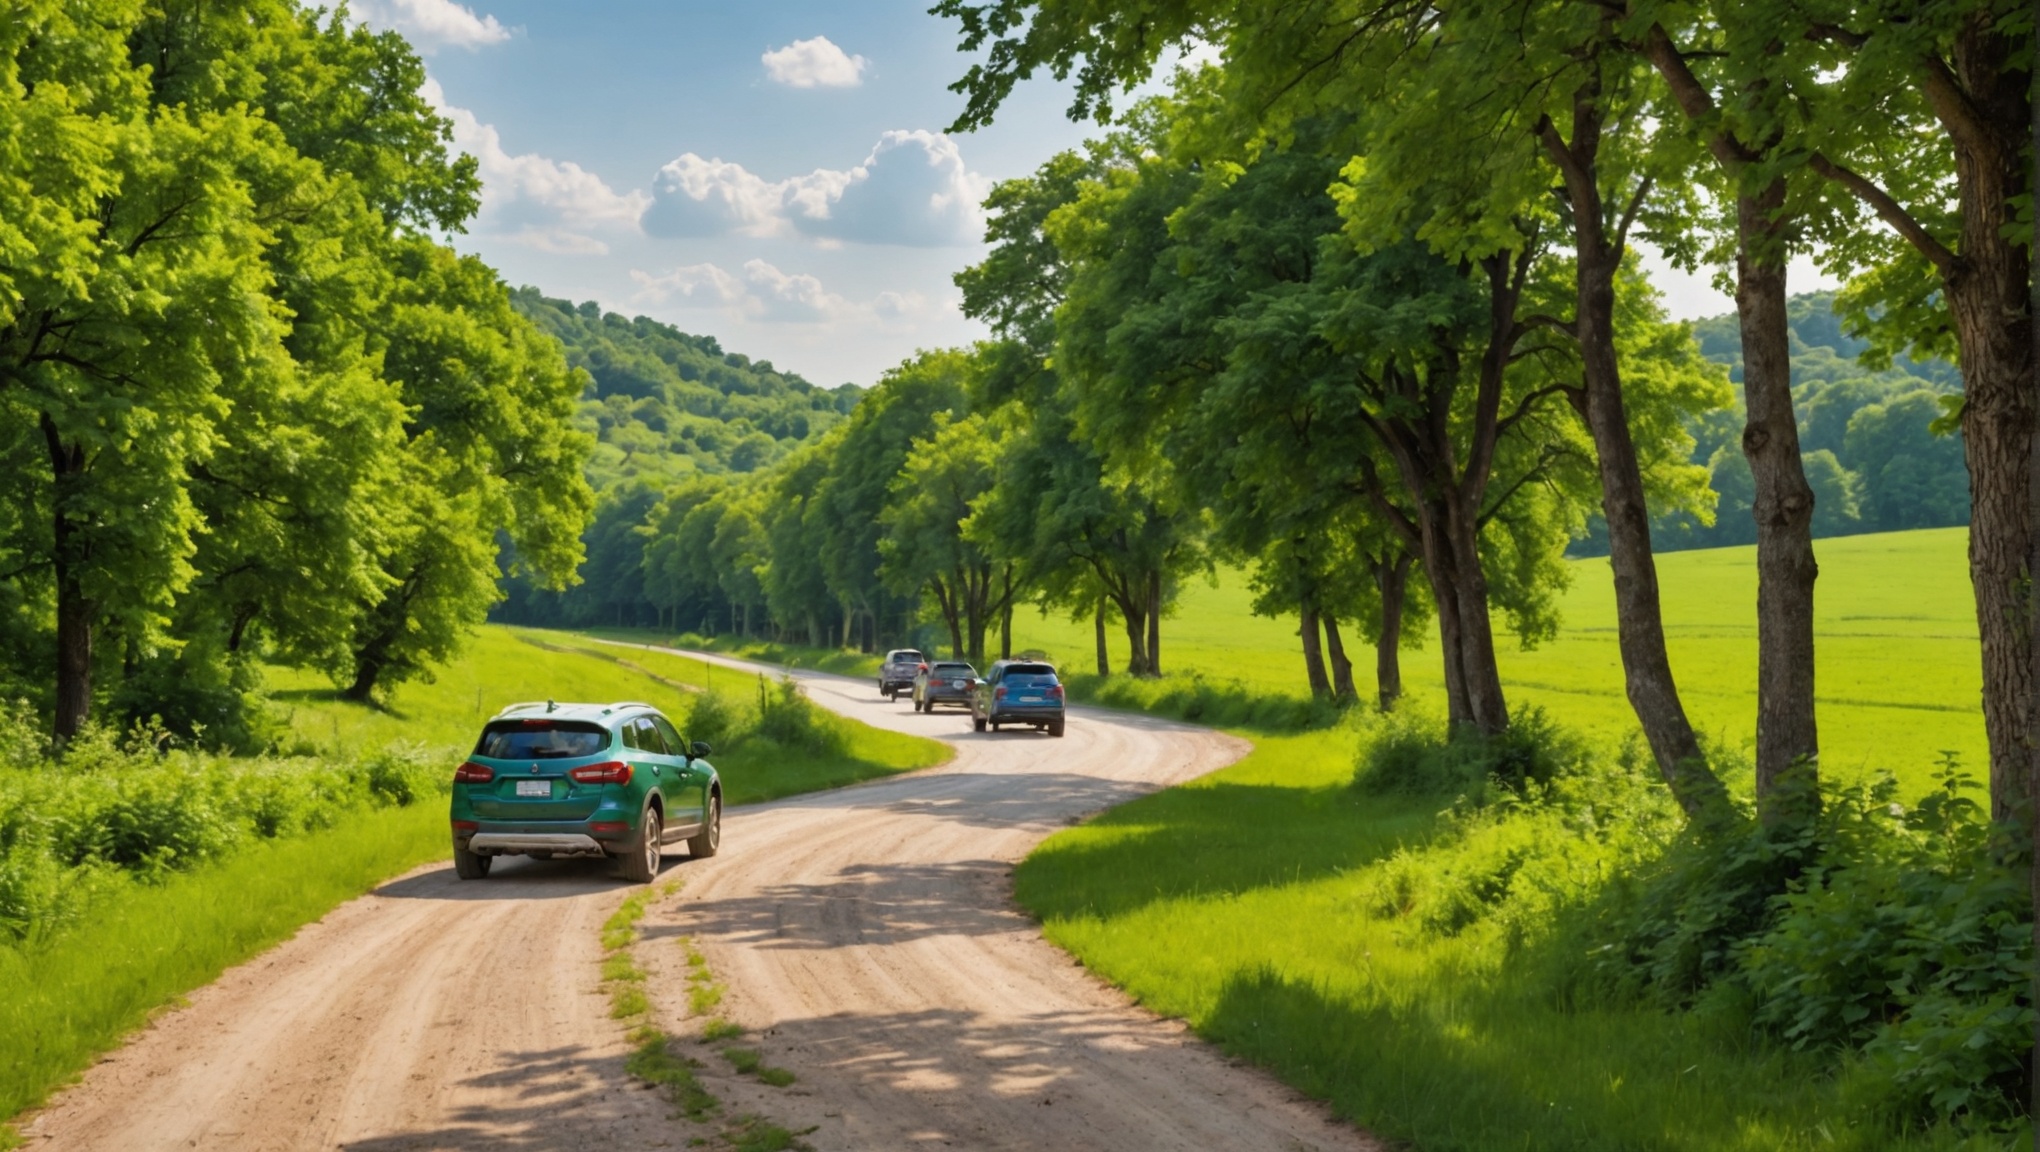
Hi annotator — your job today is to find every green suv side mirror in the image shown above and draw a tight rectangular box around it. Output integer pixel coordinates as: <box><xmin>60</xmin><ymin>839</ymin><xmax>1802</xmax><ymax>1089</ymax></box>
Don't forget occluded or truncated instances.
<box><xmin>689</xmin><ymin>740</ymin><xmax>713</xmax><ymax>759</ymax></box>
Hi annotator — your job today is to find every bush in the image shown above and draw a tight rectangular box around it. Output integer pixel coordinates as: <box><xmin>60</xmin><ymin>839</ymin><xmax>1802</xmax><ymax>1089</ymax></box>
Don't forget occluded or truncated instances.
<box><xmin>1590</xmin><ymin>758</ymin><xmax>2031</xmax><ymax>1131</ymax></box>
<box><xmin>0</xmin><ymin>708</ymin><xmax>453</xmax><ymax>943</ymax></box>
<box><xmin>755</xmin><ymin>677</ymin><xmax>845</xmax><ymax>756</ymax></box>
<box><xmin>1063</xmin><ymin>671</ymin><xmax>1343</xmax><ymax>731</ymax></box>
<box><xmin>1356</xmin><ymin>705</ymin><xmax>1595</xmax><ymax>799</ymax></box>
<box><xmin>683</xmin><ymin>688</ymin><xmax>746</xmax><ymax>751</ymax></box>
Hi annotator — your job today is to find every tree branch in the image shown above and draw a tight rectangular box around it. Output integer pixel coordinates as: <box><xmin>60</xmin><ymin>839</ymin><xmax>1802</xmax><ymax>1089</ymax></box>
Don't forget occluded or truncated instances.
<box><xmin>1808</xmin><ymin>152</ymin><xmax>1958</xmax><ymax>273</ymax></box>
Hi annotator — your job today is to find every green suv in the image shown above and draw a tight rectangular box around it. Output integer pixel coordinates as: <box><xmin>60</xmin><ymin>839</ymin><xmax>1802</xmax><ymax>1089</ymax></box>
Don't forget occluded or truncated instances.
<box><xmin>449</xmin><ymin>701</ymin><xmax>720</xmax><ymax>883</ymax></box>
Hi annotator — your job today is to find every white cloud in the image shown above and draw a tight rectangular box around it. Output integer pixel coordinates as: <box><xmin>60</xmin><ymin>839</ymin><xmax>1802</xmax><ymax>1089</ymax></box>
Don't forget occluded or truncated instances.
<box><xmin>425</xmin><ymin>79</ymin><xmax>647</xmax><ymax>253</ymax></box>
<box><xmin>642</xmin><ymin>131</ymin><xmax>982</xmax><ymax>248</ymax></box>
<box><xmin>794</xmin><ymin>131</ymin><xmax>981</xmax><ymax>247</ymax></box>
<box><xmin>353</xmin><ymin>0</ymin><xmax>510</xmax><ymax>51</ymax></box>
<box><xmin>631</xmin><ymin>259</ymin><xmax>873</xmax><ymax>325</ymax></box>
<box><xmin>761</xmin><ymin>37</ymin><xmax>867</xmax><ymax>88</ymax></box>
<box><xmin>630</xmin><ymin>263</ymin><xmax>747</xmax><ymax>306</ymax></box>
<box><xmin>643</xmin><ymin>155</ymin><xmax>790</xmax><ymax>238</ymax></box>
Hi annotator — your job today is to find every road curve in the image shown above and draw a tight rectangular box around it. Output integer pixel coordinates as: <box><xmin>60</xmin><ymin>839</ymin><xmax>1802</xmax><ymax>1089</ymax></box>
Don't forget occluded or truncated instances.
<box><xmin>21</xmin><ymin>649</ymin><xmax>1378</xmax><ymax>1151</ymax></box>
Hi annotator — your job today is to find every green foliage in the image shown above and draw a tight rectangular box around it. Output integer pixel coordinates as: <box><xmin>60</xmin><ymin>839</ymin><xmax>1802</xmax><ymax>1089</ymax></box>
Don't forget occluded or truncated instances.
<box><xmin>0</xmin><ymin>716</ymin><xmax>445</xmax><ymax>942</ymax></box>
<box><xmin>1588</xmin><ymin>760</ymin><xmax>2031</xmax><ymax>1130</ymax></box>
<box><xmin>1354</xmin><ymin>706</ymin><xmax>1599</xmax><ymax>800</ymax></box>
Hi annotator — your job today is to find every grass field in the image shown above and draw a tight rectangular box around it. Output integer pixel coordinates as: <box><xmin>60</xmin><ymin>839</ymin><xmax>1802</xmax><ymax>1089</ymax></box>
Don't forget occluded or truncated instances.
<box><xmin>994</xmin><ymin>527</ymin><xmax>1982</xmax><ymax>795</ymax></box>
<box><xmin>265</xmin><ymin>625</ymin><xmax>948</xmax><ymax>805</ymax></box>
<box><xmin>1014</xmin><ymin>725</ymin><xmax>2012</xmax><ymax>1152</ymax></box>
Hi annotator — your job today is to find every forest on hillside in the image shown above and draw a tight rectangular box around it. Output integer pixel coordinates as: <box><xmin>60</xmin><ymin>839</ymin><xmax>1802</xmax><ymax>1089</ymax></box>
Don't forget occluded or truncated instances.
<box><xmin>1642</xmin><ymin>291</ymin><xmax>1966</xmax><ymax>552</ymax></box>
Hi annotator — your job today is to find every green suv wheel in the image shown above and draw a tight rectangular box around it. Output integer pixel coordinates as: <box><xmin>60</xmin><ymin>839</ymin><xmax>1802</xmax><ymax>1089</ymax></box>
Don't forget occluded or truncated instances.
<box><xmin>618</xmin><ymin>806</ymin><xmax>661</xmax><ymax>883</ymax></box>
<box><xmin>453</xmin><ymin>840</ymin><xmax>491</xmax><ymax>879</ymax></box>
<box><xmin>689</xmin><ymin>791</ymin><xmax>722</xmax><ymax>858</ymax></box>
<box><xmin>1050</xmin><ymin>720</ymin><xmax>1065</xmax><ymax>737</ymax></box>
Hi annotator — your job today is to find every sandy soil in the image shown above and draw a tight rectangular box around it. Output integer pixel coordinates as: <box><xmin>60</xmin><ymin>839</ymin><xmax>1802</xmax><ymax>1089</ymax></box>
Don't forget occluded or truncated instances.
<box><xmin>22</xmin><ymin>650</ymin><xmax>1377</xmax><ymax>1151</ymax></box>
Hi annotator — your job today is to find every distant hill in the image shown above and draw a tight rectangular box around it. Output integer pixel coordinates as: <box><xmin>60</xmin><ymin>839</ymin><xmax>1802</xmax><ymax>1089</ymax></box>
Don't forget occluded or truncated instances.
<box><xmin>1580</xmin><ymin>291</ymin><xmax>1967</xmax><ymax>555</ymax></box>
<box><xmin>511</xmin><ymin>289</ymin><xmax>861</xmax><ymax>488</ymax></box>
<box><xmin>492</xmin><ymin>291</ymin><xmax>863</xmax><ymax>627</ymax></box>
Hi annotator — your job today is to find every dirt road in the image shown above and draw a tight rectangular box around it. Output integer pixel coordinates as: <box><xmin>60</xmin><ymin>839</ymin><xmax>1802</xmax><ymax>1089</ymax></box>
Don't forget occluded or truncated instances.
<box><xmin>23</xmin><ymin>651</ymin><xmax>1376</xmax><ymax>1151</ymax></box>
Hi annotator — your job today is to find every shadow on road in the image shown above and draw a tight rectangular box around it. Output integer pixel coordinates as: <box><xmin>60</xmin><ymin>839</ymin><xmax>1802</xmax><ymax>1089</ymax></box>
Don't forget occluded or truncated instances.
<box><xmin>338</xmin><ymin>1043</ymin><xmax>660</xmax><ymax>1151</ymax></box>
<box><xmin>643</xmin><ymin>857</ymin><xmax>1030</xmax><ymax>950</ymax></box>
<box><xmin>373</xmin><ymin>854</ymin><xmax>666</xmax><ymax>901</ymax></box>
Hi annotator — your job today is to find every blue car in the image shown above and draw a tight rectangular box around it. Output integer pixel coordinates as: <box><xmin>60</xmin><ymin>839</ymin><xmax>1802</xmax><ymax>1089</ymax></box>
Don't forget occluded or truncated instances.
<box><xmin>969</xmin><ymin>660</ymin><xmax>1067</xmax><ymax>737</ymax></box>
<box><xmin>448</xmin><ymin>701</ymin><xmax>719</xmax><ymax>882</ymax></box>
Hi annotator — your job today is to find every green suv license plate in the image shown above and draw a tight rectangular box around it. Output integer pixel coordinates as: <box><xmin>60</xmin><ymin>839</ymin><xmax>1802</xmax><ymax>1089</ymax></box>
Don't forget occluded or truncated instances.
<box><xmin>515</xmin><ymin>779</ymin><xmax>550</xmax><ymax>797</ymax></box>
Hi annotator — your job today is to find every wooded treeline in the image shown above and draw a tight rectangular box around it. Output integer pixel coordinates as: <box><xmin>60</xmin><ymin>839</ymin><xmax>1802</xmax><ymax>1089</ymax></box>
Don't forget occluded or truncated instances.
<box><xmin>0</xmin><ymin>0</ymin><xmax>594</xmax><ymax>746</ymax></box>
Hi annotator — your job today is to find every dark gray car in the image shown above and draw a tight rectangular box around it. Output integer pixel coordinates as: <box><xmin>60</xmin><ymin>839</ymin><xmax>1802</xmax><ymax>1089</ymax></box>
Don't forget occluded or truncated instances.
<box><xmin>970</xmin><ymin>660</ymin><xmax>1066</xmax><ymax>737</ymax></box>
<box><xmin>913</xmin><ymin>661</ymin><xmax>978</xmax><ymax>712</ymax></box>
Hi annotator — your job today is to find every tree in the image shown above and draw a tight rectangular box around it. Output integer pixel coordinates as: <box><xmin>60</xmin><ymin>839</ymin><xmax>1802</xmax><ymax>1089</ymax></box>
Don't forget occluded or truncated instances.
<box><xmin>1634</xmin><ymin>0</ymin><xmax>1836</xmax><ymax>823</ymax></box>
<box><xmin>1794</xmin><ymin>0</ymin><xmax>2031</xmax><ymax>826</ymax></box>
<box><xmin>813</xmin><ymin>350</ymin><xmax>970</xmax><ymax>650</ymax></box>
<box><xmin>1844</xmin><ymin>392</ymin><xmax>1970</xmax><ymax>532</ymax></box>
<box><xmin>935</xmin><ymin>0</ymin><xmax>1733</xmax><ymax>814</ymax></box>
<box><xmin>341</xmin><ymin>241</ymin><xmax>592</xmax><ymax>699</ymax></box>
<box><xmin>0</xmin><ymin>2</ymin><xmax>299</xmax><ymax>737</ymax></box>
<box><xmin>881</xmin><ymin>412</ymin><xmax>1018</xmax><ymax>662</ymax></box>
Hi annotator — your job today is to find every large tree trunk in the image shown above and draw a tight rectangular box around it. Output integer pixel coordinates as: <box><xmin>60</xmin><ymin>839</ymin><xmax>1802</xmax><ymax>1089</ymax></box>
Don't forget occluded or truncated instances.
<box><xmin>52</xmin><ymin>562</ymin><xmax>93</xmax><ymax>740</ymax></box>
<box><xmin>1299</xmin><ymin>601</ymin><xmax>1331</xmax><ymax>699</ymax></box>
<box><xmin>1118</xmin><ymin>597</ymin><xmax>1149</xmax><ymax>675</ymax></box>
<box><xmin>1374</xmin><ymin>554</ymin><xmax>1410</xmax><ymax>711</ymax></box>
<box><xmin>1736</xmin><ymin>192</ymin><xmax>1822</xmax><ymax>824</ymax></box>
<box><xmin>999</xmin><ymin>565</ymin><xmax>1013</xmax><ymax>660</ymax></box>
<box><xmin>1641</xmin><ymin>29</ymin><xmax>1822</xmax><ymax>824</ymax></box>
<box><xmin>1538</xmin><ymin>83</ymin><xmax>1727</xmax><ymax>821</ymax></box>
<box><xmin>1322</xmin><ymin>614</ymin><xmax>1356</xmax><ymax>703</ymax></box>
<box><xmin>1444</xmin><ymin>497</ymin><xmax>1509</xmax><ymax>732</ymax></box>
<box><xmin>43</xmin><ymin>419</ymin><xmax>93</xmax><ymax>740</ymax></box>
<box><xmin>1146</xmin><ymin>569</ymin><xmax>1162</xmax><ymax>677</ymax></box>
<box><xmin>1095</xmin><ymin>597</ymin><xmax>1111</xmax><ymax>676</ymax></box>
<box><xmin>1424</xmin><ymin>539</ymin><xmax>1471</xmax><ymax>728</ymax></box>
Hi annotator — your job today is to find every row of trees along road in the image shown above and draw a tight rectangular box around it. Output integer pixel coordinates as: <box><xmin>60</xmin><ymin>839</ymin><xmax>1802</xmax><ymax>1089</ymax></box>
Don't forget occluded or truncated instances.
<box><xmin>0</xmin><ymin>1</ymin><xmax>593</xmax><ymax>744</ymax></box>
<box><xmin>930</xmin><ymin>0</ymin><xmax>2030</xmax><ymax>1106</ymax></box>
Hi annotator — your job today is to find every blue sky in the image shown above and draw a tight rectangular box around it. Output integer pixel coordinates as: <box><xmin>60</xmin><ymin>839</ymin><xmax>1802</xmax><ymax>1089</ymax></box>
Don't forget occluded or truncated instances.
<box><xmin>357</xmin><ymin>0</ymin><xmax>1812</xmax><ymax>387</ymax></box>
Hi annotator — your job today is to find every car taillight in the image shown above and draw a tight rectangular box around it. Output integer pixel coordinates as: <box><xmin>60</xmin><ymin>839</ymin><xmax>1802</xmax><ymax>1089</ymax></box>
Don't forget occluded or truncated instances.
<box><xmin>995</xmin><ymin>686</ymin><xmax>1007</xmax><ymax>699</ymax></box>
<box><xmin>588</xmin><ymin>821</ymin><xmax>628</xmax><ymax>835</ymax></box>
<box><xmin>569</xmin><ymin>761</ymin><xmax>632</xmax><ymax>785</ymax></box>
<box><xmin>452</xmin><ymin>820</ymin><xmax>478</xmax><ymax>832</ymax></box>
<box><xmin>1049</xmin><ymin>684</ymin><xmax>1064</xmax><ymax>699</ymax></box>
<box><xmin>454</xmin><ymin>762</ymin><xmax>494</xmax><ymax>783</ymax></box>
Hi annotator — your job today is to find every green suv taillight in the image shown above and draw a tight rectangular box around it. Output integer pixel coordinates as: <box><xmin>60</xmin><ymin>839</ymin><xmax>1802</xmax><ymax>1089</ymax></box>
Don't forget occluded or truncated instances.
<box><xmin>568</xmin><ymin>761</ymin><xmax>632</xmax><ymax>785</ymax></box>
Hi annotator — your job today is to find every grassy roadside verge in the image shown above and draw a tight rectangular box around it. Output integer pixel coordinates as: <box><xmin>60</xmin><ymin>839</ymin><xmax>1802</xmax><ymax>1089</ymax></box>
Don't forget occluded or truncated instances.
<box><xmin>1013</xmin><ymin>722</ymin><xmax>2021</xmax><ymax>1151</ymax></box>
<box><xmin>0</xmin><ymin>802</ymin><xmax>447</xmax><ymax>1126</ymax></box>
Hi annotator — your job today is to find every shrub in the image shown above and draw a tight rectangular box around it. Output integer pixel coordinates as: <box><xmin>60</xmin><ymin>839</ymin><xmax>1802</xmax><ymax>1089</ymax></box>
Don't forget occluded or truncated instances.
<box><xmin>1589</xmin><ymin>758</ymin><xmax>2031</xmax><ymax>1131</ymax></box>
<box><xmin>1356</xmin><ymin>705</ymin><xmax>1594</xmax><ymax>799</ymax></box>
<box><xmin>684</xmin><ymin>689</ymin><xmax>746</xmax><ymax>751</ymax></box>
<box><xmin>0</xmin><ymin>723</ymin><xmax>455</xmax><ymax>943</ymax></box>
<box><xmin>755</xmin><ymin>677</ymin><xmax>844</xmax><ymax>756</ymax></box>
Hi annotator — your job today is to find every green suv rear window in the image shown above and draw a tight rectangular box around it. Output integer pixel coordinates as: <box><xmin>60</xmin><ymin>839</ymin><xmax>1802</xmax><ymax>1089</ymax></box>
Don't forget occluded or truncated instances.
<box><xmin>476</xmin><ymin>720</ymin><xmax>609</xmax><ymax>759</ymax></box>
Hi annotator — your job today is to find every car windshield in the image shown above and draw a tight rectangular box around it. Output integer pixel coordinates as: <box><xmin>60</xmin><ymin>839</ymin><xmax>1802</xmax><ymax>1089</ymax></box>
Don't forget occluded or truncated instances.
<box><xmin>932</xmin><ymin>663</ymin><xmax>973</xmax><ymax>674</ymax></box>
<box><xmin>891</xmin><ymin>650</ymin><xmax>925</xmax><ymax>663</ymax></box>
<box><xmin>1003</xmin><ymin>664</ymin><xmax>1057</xmax><ymax>687</ymax></box>
<box><xmin>476</xmin><ymin>720</ymin><xmax>609</xmax><ymax>759</ymax></box>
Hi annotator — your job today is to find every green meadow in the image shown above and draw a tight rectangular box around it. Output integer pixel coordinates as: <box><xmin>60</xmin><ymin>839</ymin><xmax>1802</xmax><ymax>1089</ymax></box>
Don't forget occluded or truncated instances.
<box><xmin>1001</xmin><ymin>526</ymin><xmax>1981</xmax><ymax>795</ymax></box>
<box><xmin>264</xmin><ymin>626</ymin><xmax>948</xmax><ymax>804</ymax></box>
